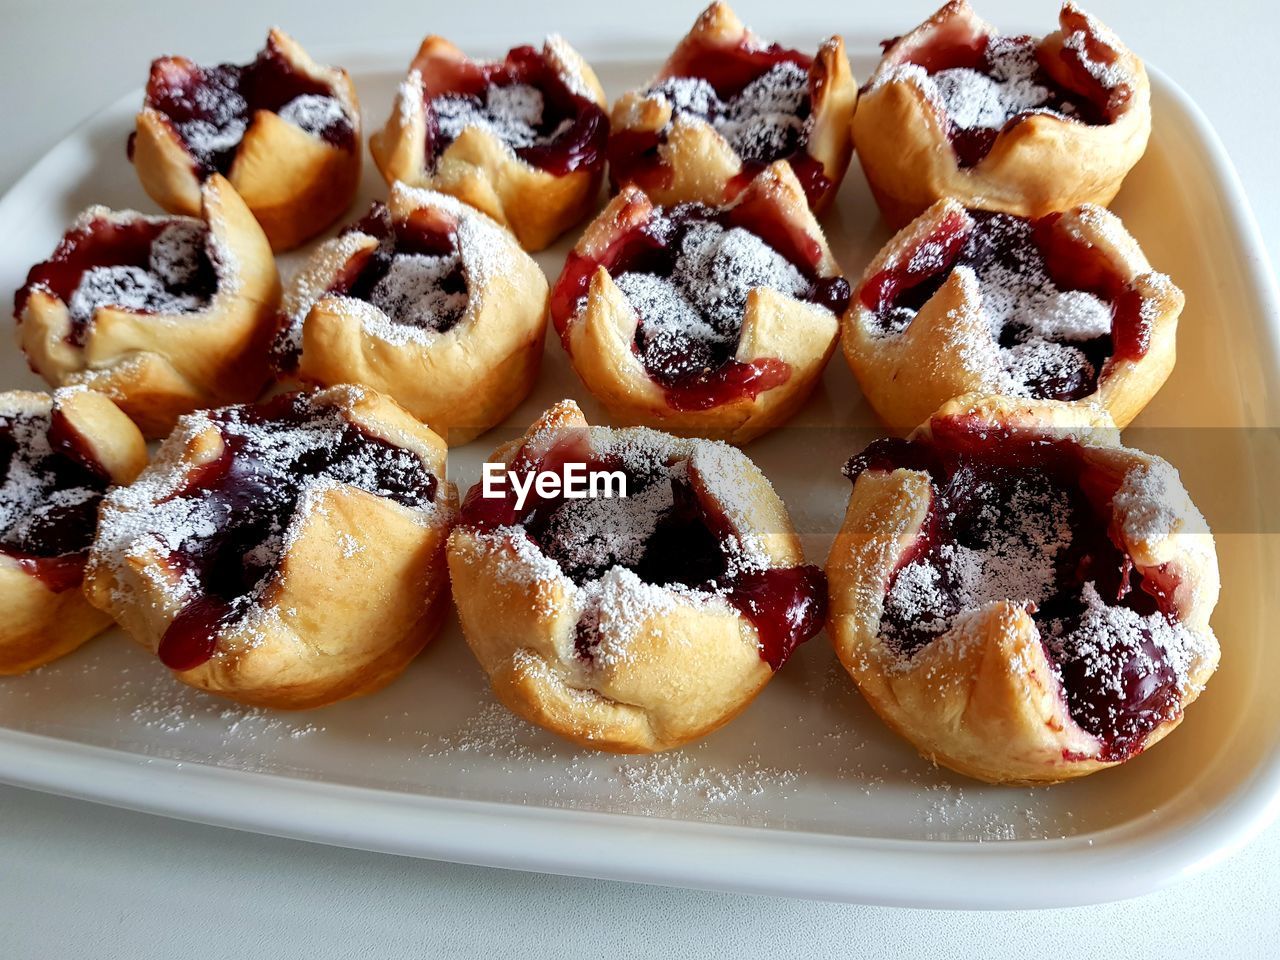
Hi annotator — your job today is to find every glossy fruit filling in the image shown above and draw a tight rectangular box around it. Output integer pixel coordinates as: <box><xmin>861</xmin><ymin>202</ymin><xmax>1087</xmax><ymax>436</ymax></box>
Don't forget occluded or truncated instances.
<box><xmin>417</xmin><ymin>45</ymin><xmax>607</xmax><ymax>177</ymax></box>
<box><xmin>844</xmin><ymin>416</ymin><xmax>1194</xmax><ymax>762</ymax></box>
<box><xmin>860</xmin><ymin>209</ymin><xmax>1149</xmax><ymax>401</ymax></box>
<box><xmin>0</xmin><ymin>407</ymin><xmax>110</xmax><ymax>592</ymax></box>
<box><xmin>156</xmin><ymin>392</ymin><xmax>439</xmax><ymax>671</ymax></box>
<box><xmin>271</xmin><ymin>202</ymin><xmax>468</xmax><ymax>372</ymax></box>
<box><xmin>134</xmin><ymin>35</ymin><xmax>355</xmax><ymax>175</ymax></box>
<box><xmin>460</xmin><ymin>431</ymin><xmax>826</xmax><ymax>670</ymax></box>
<box><xmin>607</xmin><ymin>37</ymin><xmax>833</xmax><ymax>205</ymax></box>
<box><xmin>550</xmin><ymin>201</ymin><xmax>849</xmax><ymax>411</ymax></box>
<box><xmin>885</xmin><ymin>11</ymin><xmax>1126</xmax><ymax>167</ymax></box>
<box><xmin>15</xmin><ymin>216</ymin><xmax>217</xmax><ymax>347</ymax></box>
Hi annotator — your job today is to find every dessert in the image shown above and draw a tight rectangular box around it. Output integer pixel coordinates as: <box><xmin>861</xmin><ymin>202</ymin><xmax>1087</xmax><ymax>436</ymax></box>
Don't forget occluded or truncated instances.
<box><xmin>826</xmin><ymin>395</ymin><xmax>1220</xmax><ymax>783</ymax></box>
<box><xmin>370</xmin><ymin>35</ymin><xmax>608</xmax><ymax>251</ymax></box>
<box><xmin>607</xmin><ymin>1</ymin><xmax>856</xmax><ymax>211</ymax></box>
<box><xmin>0</xmin><ymin>388</ymin><xmax>147</xmax><ymax>674</ymax></box>
<box><xmin>15</xmin><ymin>175</ymin><xmax>280</xmax><ymax>438</ymax></box>
<box><xmin>272</xmin><ymin>183</ymin><xmax>549</xmax><ymax>445</ymax></box>
<box><xmin>447</xmin><ymin>400</ymin><xmax>827</xmax><ymax>752</ymax></box>
<box><xmin>550</xmin><ymin>162</ymin><xmax>847</xmax><ymax>444</ymax></box>
<box><xmin>130</xmin><ymin>28</ymin><xmax>362</xmax><ymax>251</ymax></box>
<box><xmin>854</xmin><ymin>1</ymin><xmax>1151</xmax><ymax>227</ymax></box>
<box><xmin>84</xmin><ymin>386</ymin><xmax>457</xmax><ymax>709</ymax></box>
<box><xmin>842</xmin><ymin>199</ymin><xmax>1181</xmax><ymax>430</ymax></box>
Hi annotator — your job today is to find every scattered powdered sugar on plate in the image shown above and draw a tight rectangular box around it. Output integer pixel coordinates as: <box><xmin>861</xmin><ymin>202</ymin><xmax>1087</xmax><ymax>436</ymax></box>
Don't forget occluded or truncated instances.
<box><xmin>649</xmin><ymin>60</ymin><xmax>810</xmax><ymax>163</ymax></box>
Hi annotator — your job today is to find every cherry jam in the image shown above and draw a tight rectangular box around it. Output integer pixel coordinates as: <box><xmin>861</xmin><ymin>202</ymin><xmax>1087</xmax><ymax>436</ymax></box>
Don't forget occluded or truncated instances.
<box><xmin>859</xmin><ymin>209</ymin><xmax>1150</xmax><ymax>401</ymax></box>
<box><xmin>418</xmin><ymin>45</ymin><xmax>607</xmax><ymax>177</ymax></box>
<box><xmin>845</xmin><ymin>417</ymin><xmax>1186</xmax><ymax>761</ymax></box>
<box><xmin>550</xmin><ymin>202</ymin><xmax>849</xmax><ymax>412</ymax></box>
<box><xmin>0</xmin><ymin>409</ymin><xmax>111</xmax><ymax>593</ymax></box>
<box><xmin>460</xmin><ymin>433</ymin><xmax>826</xmax><ymax>671</ymax></box>
<box><xmin>608</xmin><ymin>36</ymin><xmax>834</xmax><ymax>207</ymax></box>
<box><xmin>156</xmin><ymin>393</ymin><xmax>439</xmax><ymax>671</ymax></box>
<box><xmin>135</xmin><ymin>35</ymin><xmax>356</xmax><ymax>176</ymax></box>
<box><xmin>15</xmin><ymin>217</ymin><xmax>217</xmax><ymax>348</ymax></box>
<box><xmin>889</xmin><ymin>20</ymin><xmax>1124</xmax><ymax>168</ymax></box>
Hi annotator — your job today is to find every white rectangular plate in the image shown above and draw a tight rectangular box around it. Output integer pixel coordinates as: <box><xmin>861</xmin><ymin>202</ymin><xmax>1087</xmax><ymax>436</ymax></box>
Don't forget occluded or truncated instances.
<box><xmin>1</xmin><ymin>50</ymin><xmax>1278</xmax><ymax>909</ymax></box>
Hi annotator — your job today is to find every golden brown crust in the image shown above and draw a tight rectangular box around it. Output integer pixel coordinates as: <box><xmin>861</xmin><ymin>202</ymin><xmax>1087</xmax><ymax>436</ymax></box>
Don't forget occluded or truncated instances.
<box><xmin>283</xmin><ymin>184</ymin><xmax>549</xmax><ymax>445</ymax></box>
<box><xmin>556</xmin><ymin>162</ymin><xmax>840</xmax><ymax>444</ymax></box>
<box><xmin>82</xmin><ymin>386</ymin><xmax>458</xmax><ymax>710</ymax></box>
<box><xmin>853</xmin><ymin>2</ymin><xmax>1151</xmax><ymax>228</ymax></box>
<box><xmin>608</xmin><ymin>3</ymin><xmax>857</xmax><ymax>211</ymax></box>
<box><xmin>370</xmin><ymin>35</ymin><xmax>607</xmax><ymax>252</ymax></box>
<box><xmin>18</xmin><ymin>175</ymin><xmax>281</xmax><ymax>438</ymax></box>
<box><xmin>841</xmin><ymin>199</ymin><xmax>1182</xmax><ymax>431</ymax></box>
<box><xmin>0</xmin><ymin>388</ymin><xmax>147</xmax><ymax>675</ymax></box>
<box><xmin>825</xmin><ymin>395</ymin><xmax>1220</xmax><ymax>784</ymax></box>
<box><xmin>132</xmin><ymin>29</ymin><xmax>362</xmax><ymax>251</ymax></box>
<box><xmin>447</xmin><ymin>400</ymin><xmax>809</xmax><ymax>752</ymax></box>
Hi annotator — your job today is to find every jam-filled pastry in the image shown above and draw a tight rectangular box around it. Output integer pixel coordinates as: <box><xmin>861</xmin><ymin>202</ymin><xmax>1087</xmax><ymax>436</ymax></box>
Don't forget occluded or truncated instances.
<box><xmin>826</xmin><ymin>395</ymin><xmax>1219</xmax><ymax>784</ymax></box>
<box><xmin>369</xmin><ymin>35</ymin><xmax>608</xmax><ymax>252</ymax></box>
<box><xmin>608</xmin><ymin>2</ymin><xmax>856</xmax><ymax>212</ymax></box>
<box><xmin>549</xmin><ymin>162</ymin><xmax>849</xmax><ymax>444</ymax></box>
<box><xmin>854</xmin><ymin>1</ymin><xmax>1151</xmax><ymax>228</ymax></box>
<box><xmin>0</xmin><ymin>388</ymin><xmax>147</xmax><ymax>674</ymax></box>
<box><xmin>448</xmin><ymin>400</ymin><xmax>827</xmax><ymax>752</ymax></box>
<box><xmin>15</xmin><ymin>175</ymin><xmax>281</xmax><ymax>438</ymax></box>
<box><xmin>130</xmin><ymin>28</ymin><xmax>361</xmax><ymax>251</ymax></box>
<box><xmin>271</xmin><ymin>184</ymin><xmax>549</xmax><ymax>445</ymax></box>
<box><xmin>843</xmin><ymin>200</ymin><xmax>1181</xmax><ymax>430</ymax></box>
<box><xmin>83</xmin><ymin>386</ymin><xmax>457</xmax><ymax>709</ymax></box>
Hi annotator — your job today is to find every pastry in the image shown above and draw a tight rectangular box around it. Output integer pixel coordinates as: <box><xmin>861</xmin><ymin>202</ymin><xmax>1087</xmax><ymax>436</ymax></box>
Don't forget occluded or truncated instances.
<box><xmin>607</xmin><ymin>2</ymin><xmax>856</xmax><ymax>211</ymax></box>
<box><xmin>272</xmin><ymin>184</ymin><xmax>548</xmax><ymax>445</ymax></box>
<box><xmin>130</xmin><ymin>28</ymin><xmax>361</xmax><ymax>251</ymax></box>
<box><xmin>549</xmin><ymin>161</ymin><xmax>847</xmax><ymax>444</ymax></box>
<box><xmin>842</xmin><ymin>199</ymin><xmax>1181</xmax><ymax>430</ymax></box>
<box><xmin>854</xmin><ymin>1</ymin><xmax>1151</xmax><ymax>228</ymax></box>
<box><xmin>826</xmin><ymin>395</ymin><xmax>1220</xmax><ymax>784</ymax></box>
<box><xmin>0</xmin><ymin>388</ymin><xmax>147</xmax><ymax>674</ymax></box>
<box><xmin>447</xmin><ymin>400</ymin><xmax>826</xmax><ymax>752</ymax></box>
<box><xmin>15</xmin><ymin>175</ymin><xmax>281</xmax><ymax>438</ymax></box>
<box><xmin>83</xmin><ymin>386</ymin><xmax>457</xmax><ymax>710</ymax></box>
<box><xmin>370</xmin><ymin>35</ymin><xmax>608</xmax><ymax>252</ymax></box>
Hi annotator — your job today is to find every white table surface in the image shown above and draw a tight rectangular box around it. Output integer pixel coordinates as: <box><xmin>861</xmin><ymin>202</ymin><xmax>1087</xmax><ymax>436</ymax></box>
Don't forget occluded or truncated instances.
<box><xmin>2</xmin><ymin>1</ymin><xmax>1278</xmax><ymax>956</ymax></box>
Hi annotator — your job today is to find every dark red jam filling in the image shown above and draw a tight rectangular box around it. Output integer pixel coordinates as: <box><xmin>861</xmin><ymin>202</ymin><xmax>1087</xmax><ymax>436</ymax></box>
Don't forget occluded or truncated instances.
<box><xmin>156</xmin><ymin>392</ymin><xmax>439</xmax><ymax>671</ymax></box>
<box><xmin>890</xmin><ymin>28</ymin><xmax>1120</xmax><ymax>167</ymax></box>
<box><xmin>0</xmin><ymin>409</ymin><xmax>110</xmax><ymax>593</ymax></box>
<box><xmin>460</xmin><ymin>432</ymin><xmax>826</xmax><ymax>671</ymax></box>
<box><xmin>860</xmin><ymin>209</ymin><xmax>1149</xmax><ymax>401</ymax></box>
<box><xmin>608</xmin><ymin>38</ymin><xmax>834</xmax><ymax>206</ymax></box>
<box><xmin>132</xmin><ymin>35</ymin><xmax>356</xmax><ymax>176</ymax></box>
<box><xmin>844</xmin><ymin>416</ymin><xmax>1186</xmax><ymax>762</ymax></box>
<box><xmin>550</xmin><ymin>202</ymin><xmax>849</xmax><ymax>412</ymax></box>
<box><xmin>15</xmin><ymin>217</ymin><xmax>217</xmax><ymax>348</ymax></box>
<box><xmin>270</xmin><ymin>201</ymin><xmax>468</xmax><ymax>373</ymax></box>
<box><xmin>418</xmin><ymin>45</ymin><xmax>607</xmax><ymax>177</ymax></box>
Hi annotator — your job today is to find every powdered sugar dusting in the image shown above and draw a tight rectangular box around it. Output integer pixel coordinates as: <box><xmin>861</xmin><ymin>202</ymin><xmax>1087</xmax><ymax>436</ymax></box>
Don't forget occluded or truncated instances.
<box><xmin>649</xmin><ymin>60</ymin><xmax>810</xmax><ymax>163</ymax></box>
<box><xmin>611</xmin><ymin>214</ymin><xmax>810</xmax><ymax>379</ymax></box>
